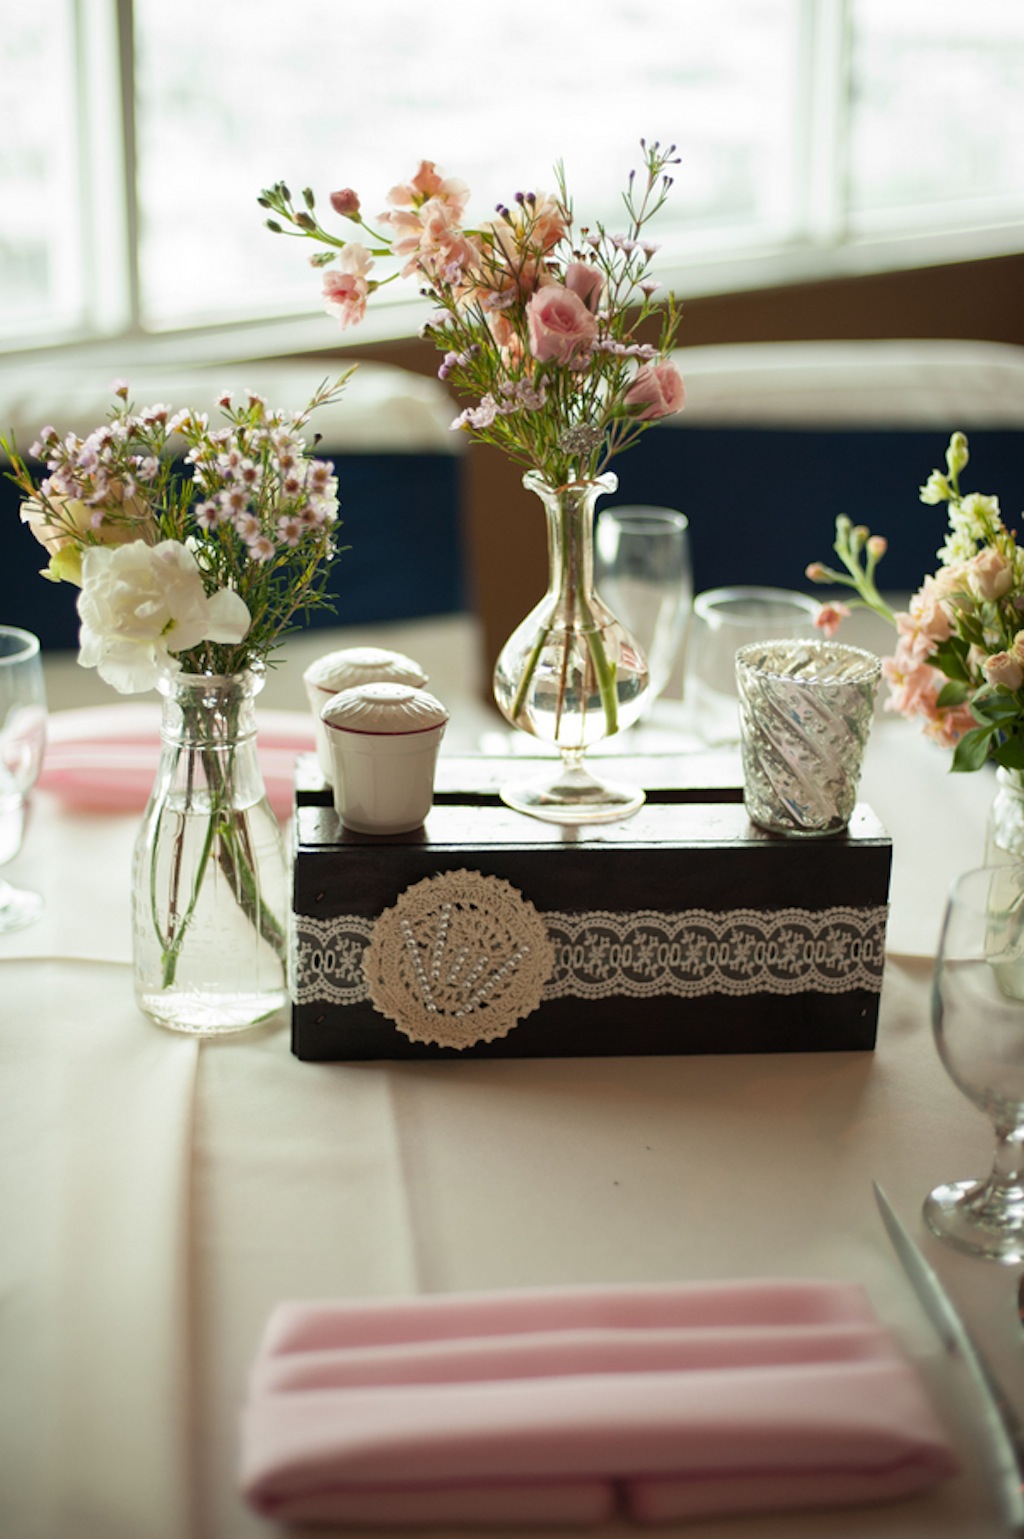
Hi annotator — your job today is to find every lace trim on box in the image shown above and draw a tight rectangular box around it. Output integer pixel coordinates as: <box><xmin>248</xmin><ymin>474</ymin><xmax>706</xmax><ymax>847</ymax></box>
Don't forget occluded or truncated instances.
<box><xmin>293</xmin><ymin>898</ymin><xmax>887</xmax><ymax>1018</ymax></box>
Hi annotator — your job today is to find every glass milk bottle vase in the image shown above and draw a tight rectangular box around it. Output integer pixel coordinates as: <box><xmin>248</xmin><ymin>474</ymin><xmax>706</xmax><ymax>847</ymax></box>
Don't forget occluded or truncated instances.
<box><xmin>131</xmin><ymin>668</ymin><xmax>289</xmax><ymax>1034</ymax></box>
<box><xmin>493</xmin><ymin>471</ymin><xmax>651</xmax><ymax>823</ymax></box>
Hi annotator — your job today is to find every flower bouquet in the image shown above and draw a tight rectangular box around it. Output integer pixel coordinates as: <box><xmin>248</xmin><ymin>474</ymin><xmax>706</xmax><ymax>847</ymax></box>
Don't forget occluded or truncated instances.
<box><xmin>259</xmin><ymin>143</ymin><xmax>685</xmax><ymax>821</ymax></box>
<box><xmin>5</xmin><ymin>376</ymin><xmax>349</xmax><ymax>1031</ymax></box>
<box><xmin>807</xmin><ymin>432</ymin><xmax>1024</xmax><ymax>852</ymax></box>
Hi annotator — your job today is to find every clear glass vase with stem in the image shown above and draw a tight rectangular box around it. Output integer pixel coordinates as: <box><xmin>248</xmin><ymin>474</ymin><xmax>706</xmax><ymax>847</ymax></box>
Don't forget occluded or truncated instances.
<box><xmin>925</xmin><ymin>863</ymin><xmax>1024</xmax><ymax>1261</ymax></box>
<box><xmin>492</xmin><ymin>470</ymin><xmax>651</xmax><ymax>824</ymax></box>
<box><xmin>131</xmin><ymin>666</ymin><xmax>289</xmax><ymax>1035</ymax></box>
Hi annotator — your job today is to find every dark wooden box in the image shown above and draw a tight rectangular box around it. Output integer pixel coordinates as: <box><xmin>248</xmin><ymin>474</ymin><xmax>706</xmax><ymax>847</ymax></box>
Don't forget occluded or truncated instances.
<box><xmin>291</xmin><ymin>755</ymin><xmax>891</xmax><ymax>1062</ymax></box>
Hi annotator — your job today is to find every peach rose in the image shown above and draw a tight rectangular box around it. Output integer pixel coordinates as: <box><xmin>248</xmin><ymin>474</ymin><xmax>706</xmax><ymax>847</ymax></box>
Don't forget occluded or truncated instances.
<box><xmin>624</xmin><ymin>360</ymin><xmax>686</xmax><ymax>420</ymax></box>
<box><xmin>966</xmin><ymin>546</ymin><xmax>1013</xmax><ymax>601</ymax></box>
<box><xmin>983</xmin><ymin>651</ymin><xmax>1024</xmax><ymax>691</ymax></box>
<box><xmin>525</xmin><ymin>285</ymin><xmax>598</xmax><ymax>364</ymax></box>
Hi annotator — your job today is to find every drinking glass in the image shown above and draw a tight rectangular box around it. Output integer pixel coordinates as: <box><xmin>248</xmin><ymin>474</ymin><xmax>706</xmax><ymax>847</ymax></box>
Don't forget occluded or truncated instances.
<box><xmin>685</xmin><ymin>585</ymin><xmax>822</xmax><ymax>746</ymax></box>
<box><xmin>0</xmin><ymin>627</ymin><xmax>48</xmax><ymax>933</ymax></box>
<box><xmin>925</xmin><ymin>864</ymin><xmax>1024</xmax><ymax>1262</ymax></box>
<box><xmin>595</xmin><ymin>506</ymin><xmax>692</xmax><ymax>702</ymax></box>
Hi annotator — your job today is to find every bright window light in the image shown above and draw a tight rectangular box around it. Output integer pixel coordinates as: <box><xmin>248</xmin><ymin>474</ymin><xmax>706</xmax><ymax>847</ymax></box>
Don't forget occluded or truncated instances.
<box><xmin>0</xmin><ymin>2</ymin><xmax>84</xmax><ymax>340</ymax></box>
<box><xmin>1</xmin><ymin>0</ymin><xmax>1021</xmax><ymax>352</ymax></box>
<box><xmin>132</xmin><ymin>0</ymin><xmax>801</xmax><ymax>330</ymax></box>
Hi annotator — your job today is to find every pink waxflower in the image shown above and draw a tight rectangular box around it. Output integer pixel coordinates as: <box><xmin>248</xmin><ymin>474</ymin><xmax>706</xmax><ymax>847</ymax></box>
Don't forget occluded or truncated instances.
<box><xmin>814</xmin><ymin>601</ymin><xmax>851</xmax><ymax>638</ymax></box>
<box><xmin>564</xmin><ymin>261</ymin><xmax>604</xmax><ymax>313</ymax></box>
<box><xmin>330</xmin><ymin>188</ymin><xmax>361</xmax><ymax>218</ymax></box>
<box><xmin>525</xmin><ymin>285</ymin><xmax>598</xmax><ymax>365</ymax></box>
<box><xmin>624</xmin><ymin>360</ymin><xmax>686</xmax><ymax>421</ymax></box>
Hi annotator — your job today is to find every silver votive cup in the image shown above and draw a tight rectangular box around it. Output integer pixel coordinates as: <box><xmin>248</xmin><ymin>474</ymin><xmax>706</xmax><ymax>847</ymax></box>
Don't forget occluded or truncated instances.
<box><xmin>735</xmin><ymin>640</ymin><xmax>881</xmax><ymax>837</ymax></box>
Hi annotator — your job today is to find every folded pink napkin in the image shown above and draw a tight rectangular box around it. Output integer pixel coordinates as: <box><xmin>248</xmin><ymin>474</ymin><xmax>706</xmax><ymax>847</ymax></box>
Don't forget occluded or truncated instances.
<box><xmin>239</xmin><ymin>1280</ymin><xmax>957</xmax><ymax>1527</ymax></box>
<box><xmin>39</xmin><ymin>704</ymin><xmax>314</xmax><ymax>820</ymax></box>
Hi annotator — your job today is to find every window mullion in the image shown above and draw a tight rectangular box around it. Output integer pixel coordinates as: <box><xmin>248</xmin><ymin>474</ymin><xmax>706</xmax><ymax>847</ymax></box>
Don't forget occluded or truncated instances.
<box><xmin>794</xmin><ymin>0</ymin><xmax>851</xmax><ymax>249</ymax></box>
<box><xmin>76</xmin><ymin>0</ymin><xmax>137</xmax><ymax>337</ymax></box>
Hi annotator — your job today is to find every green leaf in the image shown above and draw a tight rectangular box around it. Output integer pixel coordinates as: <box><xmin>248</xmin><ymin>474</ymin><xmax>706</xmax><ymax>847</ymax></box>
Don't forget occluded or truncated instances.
<box><xmin>993</xmin><ymin>735</ymin><xmax>1024</xmax><ymax>770</ymax></box>
<box><xmin>971</xmin><ymin>690</ymin><xmax>1021</xmax><ymax>724</ymax></box>
<box><xmin>929</xmin><ymin>637</ymin><xmax>972</xmax><ymax>682</ymax></box>
<box><xmin>936</xmin><ymin>679</ymin><xmax>970</xmax><ymax>708</ymax></box>
<box><xmin>951</xmin><ymin>724</ymin><xmax>998</xmax><ymax>773</ymax></box>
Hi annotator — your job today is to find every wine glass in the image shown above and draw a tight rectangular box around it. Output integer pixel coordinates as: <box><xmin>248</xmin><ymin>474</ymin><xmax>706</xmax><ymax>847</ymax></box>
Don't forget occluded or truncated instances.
<box><xmin>0</xmin><ymin>627</ymin><xmax>48</xmax><ymax>933</ymax></box>
<box><xmin>684</xmin><ymin>586</ymin><xmax>822</xmax><ymax>746</ymax></box>
<box><xmin>595</xmin><ymin>506</ymin><xmax>692</xmax><ymax>704</ymax></box>
<box><xmin>925</xmin><ymin>863</ymin><xmax>1024</xmax><ymax>1262</ymax></box>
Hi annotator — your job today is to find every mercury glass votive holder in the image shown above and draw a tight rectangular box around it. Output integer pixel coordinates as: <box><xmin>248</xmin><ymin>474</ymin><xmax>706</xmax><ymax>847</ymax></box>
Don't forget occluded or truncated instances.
<box><xmin>735</xmin><ymin>639</ymin><xmax>882</xmax><ymax>837</ymax></box>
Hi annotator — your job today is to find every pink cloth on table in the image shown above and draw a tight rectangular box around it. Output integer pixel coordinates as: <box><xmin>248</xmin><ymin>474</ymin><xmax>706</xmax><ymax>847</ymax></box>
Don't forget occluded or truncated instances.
<box><xmin>38</xmin><ymin>704</ymin><xmax>314</xmax><ymax>821</ymax></box>
<box><xmin>239</xmin><ymin>1280</ymin><xmax>958</xmax><ymax>1528</ymax></box>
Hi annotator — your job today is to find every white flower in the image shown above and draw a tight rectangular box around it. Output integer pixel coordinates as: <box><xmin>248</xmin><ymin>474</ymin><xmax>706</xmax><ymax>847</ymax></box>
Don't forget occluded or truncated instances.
<box><xmin>77</xmin><ymin>539</ymin><xmax>251</xmax><ymax>693</ymax></box>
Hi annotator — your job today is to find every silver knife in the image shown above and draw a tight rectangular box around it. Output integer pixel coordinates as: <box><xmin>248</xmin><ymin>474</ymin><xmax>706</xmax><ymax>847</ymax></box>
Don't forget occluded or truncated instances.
<box><xmin>873</xmin><ymin>1181</ymin><xmax>1024</xmax><ymax>1534</ymax></box>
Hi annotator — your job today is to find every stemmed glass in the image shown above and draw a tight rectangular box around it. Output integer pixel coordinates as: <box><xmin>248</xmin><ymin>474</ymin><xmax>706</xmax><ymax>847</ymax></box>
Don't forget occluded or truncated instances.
<box><xmin>926</xmin><ymin>863</ymin><xmax>1024</xmax><ymax>1262</ymax></box>
<box><xmin>595</xmin><ymin>506</ymin><xmax>692</xmax><ymax>704</ymax></box>
<box><xmin>0</xmin><ymin>627</ymin><xmax>48</xmax><ymax>933</ymax></box>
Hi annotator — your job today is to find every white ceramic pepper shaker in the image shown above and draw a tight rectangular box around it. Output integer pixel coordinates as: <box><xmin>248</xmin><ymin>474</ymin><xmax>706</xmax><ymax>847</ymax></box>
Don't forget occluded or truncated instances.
<box><xmin>303</xmin><ymin>646</ymin><xmax>427</xmax><ymax>782</ymax></box>
<box><xmin>321</xmin><ymin>682</ymin><xmax>448</xmax><ymax>835</ymax></box>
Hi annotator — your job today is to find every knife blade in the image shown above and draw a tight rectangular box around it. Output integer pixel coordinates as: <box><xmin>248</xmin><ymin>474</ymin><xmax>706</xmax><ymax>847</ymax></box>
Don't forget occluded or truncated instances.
<box><xmin>873</xmin><ymin>1181</ymin><xmax>1024</xmax><ymax>1534</ymax></box>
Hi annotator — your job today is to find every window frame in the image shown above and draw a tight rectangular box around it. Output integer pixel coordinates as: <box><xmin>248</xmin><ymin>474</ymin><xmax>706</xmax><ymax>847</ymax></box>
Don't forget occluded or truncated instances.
<box><xmin>3</xmin><ymin>0</ymin><xmax>1022</xmax><ymax>370</ymax></box>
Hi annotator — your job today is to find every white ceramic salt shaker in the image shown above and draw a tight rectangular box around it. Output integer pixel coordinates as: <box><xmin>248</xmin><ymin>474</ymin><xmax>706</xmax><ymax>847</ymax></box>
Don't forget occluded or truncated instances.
<box><xmin>321</xmin><ymin>682</ymin><xmax>448</xmax><ymax>835</ymax></box>
<box><xmin>302</xmin><ymin>646</ymin><xmax>427</xmax><ymax>782</ymax></box>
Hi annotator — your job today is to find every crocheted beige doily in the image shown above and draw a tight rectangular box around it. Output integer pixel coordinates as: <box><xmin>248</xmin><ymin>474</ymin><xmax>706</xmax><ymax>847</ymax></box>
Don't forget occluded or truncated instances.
<box><xmin>363</xmin><ymin>869</ymin><xmax>555</xmax><ymax>1049</ymax></box>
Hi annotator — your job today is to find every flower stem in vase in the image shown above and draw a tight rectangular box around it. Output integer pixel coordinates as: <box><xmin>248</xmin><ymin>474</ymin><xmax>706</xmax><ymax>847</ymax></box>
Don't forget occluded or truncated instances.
<box><xmin>493</xmin><ymin>472</ymin><xmax>650</xmax><ymax>824</ymax></box>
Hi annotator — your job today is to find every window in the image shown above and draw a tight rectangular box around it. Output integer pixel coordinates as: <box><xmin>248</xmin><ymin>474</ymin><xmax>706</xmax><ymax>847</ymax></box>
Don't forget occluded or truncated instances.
<box><xmin>2</xmin><ymin>0</ymin><xmax>1022</xmax><ymax>357</ymax></box>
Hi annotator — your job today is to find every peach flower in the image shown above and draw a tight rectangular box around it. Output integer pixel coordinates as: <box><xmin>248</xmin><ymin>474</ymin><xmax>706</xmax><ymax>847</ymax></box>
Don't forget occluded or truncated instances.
<box><xmin>966</xmin><ymin>546</ymin><xmax>1013</xmax><ymax>601</ymax></box>
<box><xmin>814</xmin><ymin>602</ymin><xmax>851</xmax><ymax>638</ymax></box>
<box><xmin>983</xmin><ymin>651</ymin><xmax>1024</xmax><ymax>691</ymax></box>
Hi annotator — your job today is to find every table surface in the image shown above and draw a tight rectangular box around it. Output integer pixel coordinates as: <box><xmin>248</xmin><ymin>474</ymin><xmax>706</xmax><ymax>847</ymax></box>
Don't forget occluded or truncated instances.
<box><xmin>3</xmin><ymin>615</ymin><xmax>1023</xmax><ymax>1539</ymax></box>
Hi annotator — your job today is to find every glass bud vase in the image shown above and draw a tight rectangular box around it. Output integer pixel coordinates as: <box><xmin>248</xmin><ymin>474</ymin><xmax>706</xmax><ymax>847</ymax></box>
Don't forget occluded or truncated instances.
<box><xmin>984</xmin><ymin>766</ymin><xmax>1024</xmax><ymax>865</ymax></box>
<box><xmin>492</xmin><ymin>470</ymin><xmax>651</xmax><ymax>823</ymax></box>
<box><xmin>131</xmin><ymin>668</ymin><xmax>290</xmax><ymax>1035</ymax></box>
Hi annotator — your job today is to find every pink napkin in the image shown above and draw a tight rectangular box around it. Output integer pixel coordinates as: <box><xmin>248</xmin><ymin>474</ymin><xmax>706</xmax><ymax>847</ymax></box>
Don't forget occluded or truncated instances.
<box><xmin>239</xmin><ymin>1280</ymin><xmax>957</xmax><ymax>1527</ymax></box>
<box><xmin>39</xmin><ymin>704</ymin><xmax>314</xmax><ymax>821</ymax></box>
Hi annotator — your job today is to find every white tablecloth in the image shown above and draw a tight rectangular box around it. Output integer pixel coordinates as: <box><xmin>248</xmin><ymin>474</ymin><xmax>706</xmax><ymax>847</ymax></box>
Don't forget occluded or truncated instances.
<box><xmin>3</xmin><ymin>630</ymin><xmax>1022</xmax><ymax>1539</ymax></box>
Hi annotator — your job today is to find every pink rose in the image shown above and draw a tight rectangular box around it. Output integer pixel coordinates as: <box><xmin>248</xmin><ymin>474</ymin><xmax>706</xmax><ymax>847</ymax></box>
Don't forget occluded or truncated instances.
<box><xmin>624</xmin><ymin>360</ymin><xmax>686</xmax><ymax>420</ymax></box>
<box><xmin>966</xmin><ymin>546</ymin><xmax>1013</xmax><ymax>601</ymax></box>
<box><xmin>564</xmin><ymin>261</ymin><xmax>604</xmax><ymax>313</ymax></box>
<box><xmin>525</xmin><ymin>285</ymin><xmax>598</xmax><ymax>364</ymax></box>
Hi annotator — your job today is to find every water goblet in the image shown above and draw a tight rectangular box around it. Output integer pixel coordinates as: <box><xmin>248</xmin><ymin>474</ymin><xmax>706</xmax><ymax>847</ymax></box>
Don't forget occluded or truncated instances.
<box><xmin>595</xmin><ymin>506</ymin><xmax>692</xmax><ymax>703</ymax></box>
<box><xmin>685</xmin><ymin>585</ymin><xmax>822</xmax><ymax>746</ymax></box>
<box><xmin>925</xmin><ymin>863</ymin><xmax>1024</xmax><ymax>1262</ymax></box>
<box><xmin>0</xmin><ymin>627</ymin><xmax>48</xmax><ymax>933</ymax></box>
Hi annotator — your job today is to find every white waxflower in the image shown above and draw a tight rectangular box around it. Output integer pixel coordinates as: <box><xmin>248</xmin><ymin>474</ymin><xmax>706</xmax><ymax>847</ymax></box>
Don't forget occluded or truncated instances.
<box><xmin>77</xmin><ymin>539</ymin><xmax>251</xmax><ymax>693</ymax></box>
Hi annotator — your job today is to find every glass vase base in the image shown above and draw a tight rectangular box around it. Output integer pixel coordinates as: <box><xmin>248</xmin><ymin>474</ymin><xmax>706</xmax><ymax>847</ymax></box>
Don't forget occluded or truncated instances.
<box><xmin>499</xmin><ymin>761</ymin><xmax>645</xmax><ymax>826</ymax></box>
<box><xmin>139</xmin><ymin>986</ymin><xmax>288</xmax><ymax>1037</ymax></box>
<box><xmin>0</xmin><ymin>879</ymin><xmax>42</xmax><ymax>934</ymax></box>
<box><xmin>923</xmin><ymin>1179</ymin><xmax>1024</xmax><ymax>1263</ymax></box>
